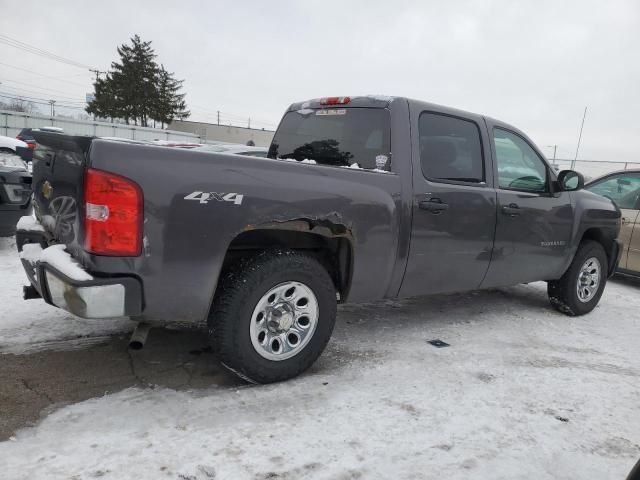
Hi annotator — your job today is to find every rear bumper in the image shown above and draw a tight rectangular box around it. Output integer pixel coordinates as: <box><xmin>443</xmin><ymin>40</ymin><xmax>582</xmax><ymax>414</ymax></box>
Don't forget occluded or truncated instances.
<box><xmin>16</xmin><ymin>224</ymin><xmax>142</xmax><ymax>319</ymax></box>
<box><xmin>609</xmin><ymin>239</ymin><xmax>623</xmax><ymax>278</ymax></box>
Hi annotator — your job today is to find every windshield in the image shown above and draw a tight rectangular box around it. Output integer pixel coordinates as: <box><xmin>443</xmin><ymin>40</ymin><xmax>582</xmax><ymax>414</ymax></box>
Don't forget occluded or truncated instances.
<box><xmin>268</xmin><ymin>107</ymin><xmax>391</xmax><ymax>170</ymax></box>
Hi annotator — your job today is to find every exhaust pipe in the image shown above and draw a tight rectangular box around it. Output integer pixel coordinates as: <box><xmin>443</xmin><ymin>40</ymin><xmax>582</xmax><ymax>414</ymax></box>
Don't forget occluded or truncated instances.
<box><xmin>129</xmin><ymin>322</ymin><xmax>151</xmax><ymax>350</ymax></box>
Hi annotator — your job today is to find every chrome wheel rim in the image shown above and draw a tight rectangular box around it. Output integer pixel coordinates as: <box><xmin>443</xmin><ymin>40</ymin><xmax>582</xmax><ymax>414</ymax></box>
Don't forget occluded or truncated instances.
<box><xmin>249</xmin><ymin>281</ymin><xmax>319</xmax><ymax>361</ymax></box>
<box><xmin>577</xmin><ymin>257</ymin><xmax>601</xmax><ymax>303</ymax></box>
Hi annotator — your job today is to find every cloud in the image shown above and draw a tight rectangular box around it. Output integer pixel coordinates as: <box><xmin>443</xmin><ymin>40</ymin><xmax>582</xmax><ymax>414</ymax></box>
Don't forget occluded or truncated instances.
<box><xmin>1</xmin><ymin>0</ymin><xmax>638</xmax><ymax>161</ymax></box>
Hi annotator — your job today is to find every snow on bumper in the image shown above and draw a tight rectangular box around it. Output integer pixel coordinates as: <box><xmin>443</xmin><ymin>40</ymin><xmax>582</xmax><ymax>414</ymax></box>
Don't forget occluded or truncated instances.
<box><xmin>16</xmin><ymin>216</ymin><xmax>142</xmax><ymax>319</ymax></box>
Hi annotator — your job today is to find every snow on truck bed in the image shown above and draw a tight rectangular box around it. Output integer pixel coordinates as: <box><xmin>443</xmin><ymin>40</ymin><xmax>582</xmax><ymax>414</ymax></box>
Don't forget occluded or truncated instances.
<box><xmin>1</xmin><ymin>237</ymin><xmax>640</xmax><ymax>479</ymax></box>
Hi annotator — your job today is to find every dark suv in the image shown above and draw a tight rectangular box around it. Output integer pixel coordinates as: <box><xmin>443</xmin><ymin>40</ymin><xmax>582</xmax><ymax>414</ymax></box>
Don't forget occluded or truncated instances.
<box><xmin>0</xmin><ymin>153</ymin><xmax>32</xmax><ymax>236</ymax></box>
<box><xmin>17</xmin><ymin>127</ymin><xmax>64</xmax><ymax>150</ymax></box>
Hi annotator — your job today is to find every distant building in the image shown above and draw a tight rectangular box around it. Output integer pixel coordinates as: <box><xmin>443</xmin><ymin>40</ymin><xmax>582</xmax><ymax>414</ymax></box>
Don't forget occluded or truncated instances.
<box><xmin>169</xmin><ymin>120</ymin><xmax>275</xmax><ymax>147</ymax></box>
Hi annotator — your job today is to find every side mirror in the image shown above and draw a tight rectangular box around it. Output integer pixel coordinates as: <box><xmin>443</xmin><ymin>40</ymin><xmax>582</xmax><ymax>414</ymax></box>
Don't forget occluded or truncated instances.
<box><xmin>557</xmin><ymin>170</ymin><xmax>584</xmax><ymax>192</ymax></box>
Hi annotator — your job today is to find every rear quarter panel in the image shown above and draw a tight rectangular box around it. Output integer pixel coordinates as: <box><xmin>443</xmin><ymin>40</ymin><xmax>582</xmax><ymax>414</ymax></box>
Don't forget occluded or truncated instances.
<box><xmin>87</xmin><ymin>140</ymin><xmax>404</xmax><ymax>325</ymax></box>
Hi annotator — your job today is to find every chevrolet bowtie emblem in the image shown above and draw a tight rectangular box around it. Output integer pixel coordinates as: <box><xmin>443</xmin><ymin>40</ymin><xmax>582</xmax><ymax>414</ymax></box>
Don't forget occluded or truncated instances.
<box><xmin>42</xmin><ymin>180</ymin><xmax>53</xmax><ymax>199</ymax></box>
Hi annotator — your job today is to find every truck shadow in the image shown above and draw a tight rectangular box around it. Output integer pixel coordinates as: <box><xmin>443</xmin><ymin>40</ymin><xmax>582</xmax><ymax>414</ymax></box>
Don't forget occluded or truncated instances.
<box><xmin>1</xmin><ymin>282</ymin><xmax>555</xmax><ymax>441</ymax></box>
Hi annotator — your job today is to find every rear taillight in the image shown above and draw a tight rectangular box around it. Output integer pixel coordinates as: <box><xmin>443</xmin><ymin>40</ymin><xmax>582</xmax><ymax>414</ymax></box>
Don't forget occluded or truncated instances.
<box><xmin>83</xmin><ymin>168</ymin><xmax>143</xmax><ymax>256</ymax></box>
<box><xmin>27</xmin><ymin>143</ymin><xmax>36</xmax><ymax>150</ymax></box>
<box><xmin>319</xmin><ymin>96</ymin><xmax>350</xmax><ymax>105</ymax></box>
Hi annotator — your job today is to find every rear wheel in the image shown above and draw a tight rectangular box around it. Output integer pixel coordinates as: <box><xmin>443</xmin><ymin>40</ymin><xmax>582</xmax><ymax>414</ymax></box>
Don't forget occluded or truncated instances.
<box><xmin>548</xmin><ymin>240</ymin><xmax>608</xmax><ymax>316</ymax></box>
<box><xmin>209</xmin><ymin>250</ymin><xmax>337</xmax><ymax>383</ymax></box>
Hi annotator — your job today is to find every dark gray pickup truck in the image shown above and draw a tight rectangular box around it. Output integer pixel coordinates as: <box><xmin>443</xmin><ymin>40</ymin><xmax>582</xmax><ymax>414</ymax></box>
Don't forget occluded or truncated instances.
<box><xmin>16</xmin><ymin>95</ymin><xmax>622</xmax><ymax>382</ymax></box>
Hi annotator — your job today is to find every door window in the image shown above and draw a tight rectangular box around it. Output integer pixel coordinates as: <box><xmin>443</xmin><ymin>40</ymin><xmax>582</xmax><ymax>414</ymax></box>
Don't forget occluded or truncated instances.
<box><xmin>494</xmin><ymin>129</ymin><xmax>548</xmax><ymax>193</ymax></box>
<box><xmin>419</xmin><ymin>113</ymin><xmax>484</xmax><ymax>183</ymax></box>
<box><xmin>586</xmin><ymin>174</ymin><xmax>640</xmax><ymax>209</ymax></box>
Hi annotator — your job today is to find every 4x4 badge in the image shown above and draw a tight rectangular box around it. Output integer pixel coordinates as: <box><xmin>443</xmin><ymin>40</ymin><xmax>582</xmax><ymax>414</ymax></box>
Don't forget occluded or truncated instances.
<box><xmin>184</xmin><ymin>191</ymin><xmax>244</xmax><ymax>205</ymax></box>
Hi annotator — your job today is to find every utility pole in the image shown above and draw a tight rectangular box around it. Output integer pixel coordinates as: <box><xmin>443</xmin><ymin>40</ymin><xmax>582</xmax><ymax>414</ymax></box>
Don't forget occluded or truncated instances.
<box><xmin>248</xmin><ymin>117</ymin><xmax>251</xmax><ymax>129</ymax></box>
<box><xmin>49</xmin><ymin>99</ymin><xmax>56</xmax><ymax>117</ymax></box>
<box><xmin>571</xmin><ymin>106</ymin><xmax>588</xmax><ymax>170</ymax></box>
<box><xmin>217</xmin><ymin>110</ymin><xmax>220</xmax><ymax>125</ymax></box>
<box><xmin>546</xmin><ymin>145</ymin><xmax>558</xmax><ymax>167</ymax></box>
<box><xmin>89</xmin><ymin>69</ymin><xmax>106</xmax><ymax>82</ymax></box>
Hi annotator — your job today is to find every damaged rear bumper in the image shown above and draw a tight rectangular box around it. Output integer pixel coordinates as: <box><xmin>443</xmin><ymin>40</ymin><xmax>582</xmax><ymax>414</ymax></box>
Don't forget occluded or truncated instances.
<box><xmin>16</xmin><ymin>222</ymin><xmax>142</xmax><ymax>319</ymax></box>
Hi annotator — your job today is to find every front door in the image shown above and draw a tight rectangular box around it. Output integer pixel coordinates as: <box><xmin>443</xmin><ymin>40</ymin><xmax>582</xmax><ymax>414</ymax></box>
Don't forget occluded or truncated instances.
<box><xmin>399</xmin><ymin>111</ymin><xmax>497</xmax><ymax>298</ymax></box>
<box><xmin>586</xmin><ymin>171</ymin><xmax>640</xmax><ymax>271</ymax></box>
<box><xmin>627</xmin><ymin>212</ymin><xmax>640</xmax><ymax>272</ymax></box>
<box><xmin>482</xmin><ymin>126</ymin><xmax>574</xmax><ymax>287</ymax></box>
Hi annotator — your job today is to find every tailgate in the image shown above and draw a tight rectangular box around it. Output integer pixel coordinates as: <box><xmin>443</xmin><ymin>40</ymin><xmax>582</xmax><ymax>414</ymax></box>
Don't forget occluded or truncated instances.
<box><xmin>30</xmin><ymin>132</ymin><xmax>93</xmax><ymax>249</ymax></box>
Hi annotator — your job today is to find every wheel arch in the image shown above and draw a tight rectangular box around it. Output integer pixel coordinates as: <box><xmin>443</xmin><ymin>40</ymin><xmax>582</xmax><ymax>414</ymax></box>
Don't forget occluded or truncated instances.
<box><xmin>220</xmin><ymin>220</ymin><xmax>354</xmax><ymax>301</ymax></box>
<box><xmin>579</xmin><ymin>227</ymin><xmax>619</xmax><ymax>276</ymax></box>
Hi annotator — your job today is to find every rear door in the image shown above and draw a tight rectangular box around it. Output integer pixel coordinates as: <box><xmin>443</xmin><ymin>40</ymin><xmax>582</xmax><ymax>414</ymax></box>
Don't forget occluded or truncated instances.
<box><xmin>586</xmin><ymin>172</ymin><xmax>640</xmax><ymax>270</ymax></box>
<box><xmin>481</xmin><ymin>125</ymin><xmax>574</xmax><ymax>287</ymax></box>
<box><xmin>399</xmin><ymin>109</ymin><xmax>497</xmax><ymax>297</ymax></box>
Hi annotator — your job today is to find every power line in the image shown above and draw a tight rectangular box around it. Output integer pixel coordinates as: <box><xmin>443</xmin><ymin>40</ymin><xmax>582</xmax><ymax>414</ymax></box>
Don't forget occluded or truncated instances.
<box><xmin>190</xmin><ymin>103</ymin><xmax>278</xmax><ymax>127</ymax></box>
<box><xmin>0</xmin><ymin>61</ymin><xmax>90</xmax><ymax>88</ymax></box>
<box><xmin>0</xmin><ymin>92</ymin><xmax>86</xmax><ymax>110</ymax></box>
<box><xmin>0</xmin><ymin>34</ymin><xmax>94</xmax><ymax>70</ymax></box>
<box><xmin>0</xmin><ymin>77</ymin><xmax>87</xmax><ymax>101</ymax></box>
<box><xmin>0</xmin><ymin>86</ymin><xmax>87</xmax><ymax>106</ymax></box>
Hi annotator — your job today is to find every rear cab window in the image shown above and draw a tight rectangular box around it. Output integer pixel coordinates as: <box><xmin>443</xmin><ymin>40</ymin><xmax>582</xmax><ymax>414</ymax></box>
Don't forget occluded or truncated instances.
<box><xmin>418</xmin><ymin>112</ymin><xmax>485</xmax><ymax>184</ymax></box>
<box><xmin>268</xmin><ymin>108</ymin><xmax>391</xmax><ymax>171</ymax></box>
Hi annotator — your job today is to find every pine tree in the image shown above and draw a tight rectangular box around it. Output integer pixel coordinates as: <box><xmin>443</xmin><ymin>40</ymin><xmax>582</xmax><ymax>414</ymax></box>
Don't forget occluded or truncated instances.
<box><xmin>152</xmin><ymin>65</ymin><xmax>190</xmax><ymax>128</ymax></box>
<box><xmin>86</xmin><ymin>35</ymin><xmax>190</xmax><ymax>127</ymax></box>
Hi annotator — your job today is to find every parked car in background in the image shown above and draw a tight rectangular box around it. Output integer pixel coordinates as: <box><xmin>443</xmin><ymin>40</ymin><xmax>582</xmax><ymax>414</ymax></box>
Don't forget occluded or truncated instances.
<box><xmin>0</xmin><ymin>152</ymin><xmax>32</xmax><ymax>236</ymax></box>
<box><xmin>586</xmin><ymin>170</ymin><xmax>640</xmax><ymax>276</ymax></box>
<box><xmin>0</xmin><ymin>135</ymin><xmax>28</xmax><ymax>154</ymax></box>
<box><xmin>152</xmin><ymin>140</ymin><xmax>268</xmax><ymax>157</ymax></box>
<box><xmin>16</xmin><ymin>127</ymin><xmax>65</xmax><ymax>150</ymax></box>
<box><xmin>196</xmin><ymin>143</ymin><xmax>268</xmax><ymax>157</ymax></box>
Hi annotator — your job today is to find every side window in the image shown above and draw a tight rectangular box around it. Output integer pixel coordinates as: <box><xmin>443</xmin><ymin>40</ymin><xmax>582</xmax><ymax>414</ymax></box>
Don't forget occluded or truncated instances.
<box><xmin>587</xmin><ymin>174</ymin><xmax>640</xmax><ymax>209</ymax></box>
<box><xmin>419</xmin><ymin>113</ymin><xmax>484</xmax><ymax>183</ymax></box>
<box><xmin>493</xmin><ymin>129</ymin><xmax>548</xmax><ymax>193</ymax></box>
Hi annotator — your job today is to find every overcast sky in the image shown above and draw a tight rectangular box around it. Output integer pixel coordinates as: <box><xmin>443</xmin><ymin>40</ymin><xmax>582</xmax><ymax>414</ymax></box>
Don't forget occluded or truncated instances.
<box><xmin>1</xmin><ymin>0</ymin><xmax>639</xmax><ymax>161</ymax></box>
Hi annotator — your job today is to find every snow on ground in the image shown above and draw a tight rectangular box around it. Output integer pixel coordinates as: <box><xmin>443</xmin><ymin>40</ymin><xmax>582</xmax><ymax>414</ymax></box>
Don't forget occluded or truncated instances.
<box><xmin>1</xmin><ymin>237</ymin><xmax>640</xmax><ymax>479</ymax></box>
<box><xmin>0</xmin><ymin>237</ymin><xmax>132</xmax><ymax>353</ymax></box>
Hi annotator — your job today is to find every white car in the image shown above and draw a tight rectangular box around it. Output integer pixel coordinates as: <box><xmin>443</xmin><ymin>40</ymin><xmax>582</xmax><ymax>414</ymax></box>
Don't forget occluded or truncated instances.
<box><xmin>0</xmin><ymin>135</ymin><xmax>28</xmax><ymax>154</ymax></box>
<box><xmin>150</xmin><ymin>139</ymin><xmax>268</xmax><ymax>157</ymax></box>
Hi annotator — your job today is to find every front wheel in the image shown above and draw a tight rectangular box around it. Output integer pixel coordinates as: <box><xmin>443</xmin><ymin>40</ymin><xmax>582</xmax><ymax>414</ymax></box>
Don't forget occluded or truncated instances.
<box><xmin>209</xmin><ymin>251</ymin><xmax>337</xmax><ymax>383</ymax></box>
<box><xmin>548</xmin><ymin>240</ymin><xmax>608</xmax><ymax>316</ymax></box>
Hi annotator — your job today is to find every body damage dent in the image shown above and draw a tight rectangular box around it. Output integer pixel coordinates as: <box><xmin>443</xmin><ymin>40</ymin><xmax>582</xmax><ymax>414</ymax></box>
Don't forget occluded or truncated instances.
<box><xmin>242</xmin><ymin>215</ymin><xmax>353</xmax><ymax>240</ymax></box>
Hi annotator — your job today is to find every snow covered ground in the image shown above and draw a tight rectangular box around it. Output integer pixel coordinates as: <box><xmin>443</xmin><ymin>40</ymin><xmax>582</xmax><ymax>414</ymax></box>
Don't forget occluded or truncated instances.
<box><xmin>1</xmin><ymin>237</ymin><xmax>639</xmax><ymax>479</ymax></box>
<box><xmin>0</xmin><ymin>237</ymin><xmax>132</xmax><ymax>354</ymax></box>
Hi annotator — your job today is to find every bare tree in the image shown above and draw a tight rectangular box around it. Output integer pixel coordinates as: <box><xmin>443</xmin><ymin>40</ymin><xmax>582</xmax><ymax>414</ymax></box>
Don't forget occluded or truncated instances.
<box><xmin>0</xmin><ymin>98</ymin><xmax>38</xmax><ymax>114</ymax></box>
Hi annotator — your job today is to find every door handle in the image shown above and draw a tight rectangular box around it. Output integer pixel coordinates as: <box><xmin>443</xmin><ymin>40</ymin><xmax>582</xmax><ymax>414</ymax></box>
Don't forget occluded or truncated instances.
<box><xmin>502</xmin><ymin>203</ymin><xmax>520</xmax><ymax>217</ymax></box>
<box><xmin>419</xmin><ymin>198</ymin><xmax>449</xmax><ymax>213</ymax></box>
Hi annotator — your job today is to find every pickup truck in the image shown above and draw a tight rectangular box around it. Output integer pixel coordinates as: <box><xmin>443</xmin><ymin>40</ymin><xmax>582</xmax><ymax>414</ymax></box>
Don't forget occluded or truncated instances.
<box><xmin>15</xmin><ymin>95</ymin><xmax>622</xmax><ymax>383</ymax></box>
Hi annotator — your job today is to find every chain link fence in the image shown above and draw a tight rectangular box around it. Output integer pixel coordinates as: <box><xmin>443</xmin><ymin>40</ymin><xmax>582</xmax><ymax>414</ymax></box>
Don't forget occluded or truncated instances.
<box><xmin>1</xmin><ymin>110</ymin><xmax>203</xmax><ymax>143</ymax></box>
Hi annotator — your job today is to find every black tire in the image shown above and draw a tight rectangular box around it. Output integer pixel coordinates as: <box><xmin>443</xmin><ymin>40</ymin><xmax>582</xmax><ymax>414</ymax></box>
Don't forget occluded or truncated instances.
<box><xmin>0</xmin><ymin>147</ymin><xmax>15</xmax><ymax>153</ymax></box>
<box><xmin>547</xmin><ymin>240</ymin><xmax>608</xmax><ymax>316</ymax></box>
<box><xmin>209</xmin><ymin>250</ymin><xmax>337</xmax><ymax>383</ymax></box>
